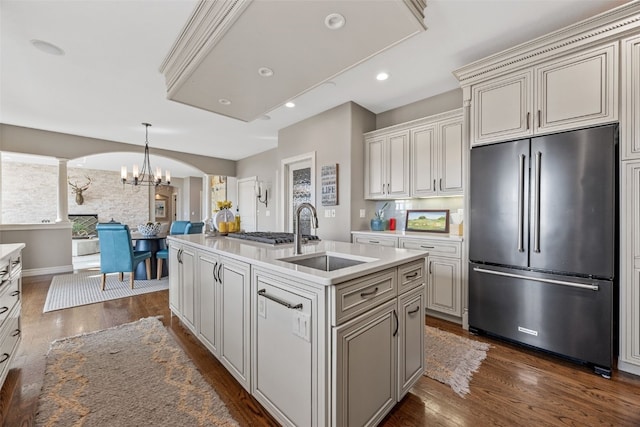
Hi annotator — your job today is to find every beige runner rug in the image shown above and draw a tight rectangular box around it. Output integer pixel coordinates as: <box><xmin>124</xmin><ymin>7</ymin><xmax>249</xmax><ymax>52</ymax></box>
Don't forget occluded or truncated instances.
<box><xmin>425</xmin><ymin>325</ymin><xmax>490</xmax><ymax>397</ymax></box>
<box><xmin>36</xmin><ymin>317</ymin><xmax>238</xmax><ymax>426</ymax></box>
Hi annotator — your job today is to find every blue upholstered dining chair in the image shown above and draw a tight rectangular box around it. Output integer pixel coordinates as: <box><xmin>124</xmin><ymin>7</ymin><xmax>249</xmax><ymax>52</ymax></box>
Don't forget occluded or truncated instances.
<box><xmin>96</xmin><ymin>223</ymin><xmax>152</xmax><ymax>291</ymax></box>
<box><xmin>155</xmin><ymin>220</ymin><xmax>192</xmax><ymax>280</ymax></box>
<box><xmin>186</xmin><ymin>222</ymin><xmax>204</xmax><ymax>234</ymax></box>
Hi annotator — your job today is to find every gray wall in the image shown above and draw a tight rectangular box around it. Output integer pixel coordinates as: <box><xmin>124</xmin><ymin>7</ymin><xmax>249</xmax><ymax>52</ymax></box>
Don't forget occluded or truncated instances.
<box><xmin>376</xmin><ymin>88</ymin><xmax>462</xmax><ymax>128</ymax></box>
<box><xmin>236</xmin><ymin>148</ymin><xmax>278</xmax><ymax>231</ymax></box>
<box><xmin>0</xmin><ymin>225</ymin><xmax>73</xmax><ymax>275</ymax></box>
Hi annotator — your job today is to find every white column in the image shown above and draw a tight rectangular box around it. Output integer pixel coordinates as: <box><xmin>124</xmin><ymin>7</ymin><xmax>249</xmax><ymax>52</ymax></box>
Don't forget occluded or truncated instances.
<box><xmin>203</xmin><ymin>174</ymin><xmax>213</xmax><ymax>225</ymax></box>
<box><xmin>56</xmin><ymin>158</ymin><xmax>70</xmax><ymax>223</ymax></box>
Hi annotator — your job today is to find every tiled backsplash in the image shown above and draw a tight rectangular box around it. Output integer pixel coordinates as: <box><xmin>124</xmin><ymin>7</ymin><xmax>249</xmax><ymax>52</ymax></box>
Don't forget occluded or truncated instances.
<box><xmin>373</xmin><ymin>197</ymin><xmax>464</xmax><ymax>231</ymax></box>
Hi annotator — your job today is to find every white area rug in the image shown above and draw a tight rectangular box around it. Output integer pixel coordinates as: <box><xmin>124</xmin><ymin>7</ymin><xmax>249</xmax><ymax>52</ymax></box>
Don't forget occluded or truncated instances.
<box><xmin>43</xmin><ymin>271</ymin><xmax>168</xmax><ymax>313</ymax></box>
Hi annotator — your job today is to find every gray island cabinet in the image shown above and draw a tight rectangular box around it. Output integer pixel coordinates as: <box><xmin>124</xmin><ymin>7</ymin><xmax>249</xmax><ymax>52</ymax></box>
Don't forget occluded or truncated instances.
<box><xmin>167</xmin><ymin>234</ymin><xmax>427</xmax><ymax>427</ymax></box>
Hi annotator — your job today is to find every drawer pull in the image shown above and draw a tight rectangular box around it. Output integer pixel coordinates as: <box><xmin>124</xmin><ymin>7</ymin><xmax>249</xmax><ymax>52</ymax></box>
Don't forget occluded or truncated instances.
<box><xmin>368</xmin><ymin>240</ymin><xmax>380</xmax><ymax>244</ymax></box>
<box><xmin>11</xmin><ymin>329</ymin><xmax>20</xmax><ymax>337</ymax></box>
<box><xmin>0</xmin><ymin>353</ymin><xmax>9</xmax><ymax>364</ymax></box>
<box><xmin>10</xmin><ymin>291</ymin><xmax>19</xmax><ymax>297</ymax></box>
<box><xmin>408</xmin><ymin>306</ymin><xmax>420</xmax><ymax>315</ymax></box>
<box><xmin>405</xmin><ymin>272</ymin><xmax>419</xmax><ymax>280</ymax></box>
<box><xmin>0</xmin><ymin>307</ymin><xmax>8</xmax><ymax>315</ymax></box>
<box><xmin>420</xmin><ymin>245</ymin><xmax>434</xmax><ymax>249</ymax></box>
<box><xmin>360</xmin><ymin>287</ymin><xmax>379</xmax><ymax>298</ymax></box>
<box><xmin>258</xmin><ymin>289</ymin><xmax>302</xmax><ymax>310</ymax></box>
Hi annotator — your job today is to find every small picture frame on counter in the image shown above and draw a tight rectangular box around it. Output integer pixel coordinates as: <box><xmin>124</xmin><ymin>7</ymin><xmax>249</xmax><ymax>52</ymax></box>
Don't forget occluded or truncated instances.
<box><xmin>405</xmin><ymin>209</ymin><xmax>450</xmax><ymax>233</ymax></box>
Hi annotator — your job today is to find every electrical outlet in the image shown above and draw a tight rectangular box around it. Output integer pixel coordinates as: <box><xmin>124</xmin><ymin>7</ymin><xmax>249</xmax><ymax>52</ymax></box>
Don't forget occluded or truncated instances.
<box><xmin>360</xmin><ymin>209</ymin><xmax>366</xmax><ymax>218</ymax></box>
<box><xmin>258</xmin><ymin>298</ymin><xmax>266</xmax><ymax>318</ymax></box>
<box><xmin>331</xmin><ymin>209</ymin><xmax>336</xmax><ymax>217</ymax></box>
<box><xmin>325</xmin><ymin>209</ymin><xmax>331</xmax><ymax>218</ymax></box>
<box><xmin>265</xmin><ymin>210</ymin><xmax>270</xmax><ymax>217</ymax></box>
<box><xmin>292</xmin><ymin>312</ymin><xmax>311</xmax><ymax>341</ymax></box>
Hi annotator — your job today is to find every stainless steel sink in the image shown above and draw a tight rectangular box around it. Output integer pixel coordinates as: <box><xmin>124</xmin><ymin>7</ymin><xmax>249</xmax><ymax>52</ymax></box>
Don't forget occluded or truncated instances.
<box><xmin>279</xmin><ymin>252</ymin><xmax>377</xmax><ymax>272</ymax></box>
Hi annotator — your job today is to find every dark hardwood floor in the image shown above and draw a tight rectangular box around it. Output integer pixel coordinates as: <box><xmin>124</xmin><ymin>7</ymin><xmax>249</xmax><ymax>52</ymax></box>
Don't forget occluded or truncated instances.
<box><xmin>3</xmin><ymin>272</ymin><xmax>640</xmax><ymax>426</ymax></box>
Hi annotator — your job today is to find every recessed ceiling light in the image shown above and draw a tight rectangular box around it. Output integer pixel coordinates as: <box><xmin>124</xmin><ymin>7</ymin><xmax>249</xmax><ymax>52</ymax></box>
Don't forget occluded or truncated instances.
<box><xmin>285</xmin><ymin>102</ymin><xmax>295</xmax><ymax>108</ymax></box>
<box><xmin>30</xmin><ymin>39</ymin><xmax>65</xmax><ymax>56</ymax></box>
<box><xmin>218</xmin><ymin>98</ymin><xmax>231</xmax><ymax>105</ymax></box>
<box><xmin>376</xmin><ymin>72</ymin><xmax>389</xmax><ymax>81</ymax></box>
<box><xmin>324</xmin><ymin>13</ymin><xmax>346</xmax><ymax>30</ymax></box>
<box><xmin>258</xmin><ymin>67</ymin><xmax>274</xmax><ymax>77</ymax></box>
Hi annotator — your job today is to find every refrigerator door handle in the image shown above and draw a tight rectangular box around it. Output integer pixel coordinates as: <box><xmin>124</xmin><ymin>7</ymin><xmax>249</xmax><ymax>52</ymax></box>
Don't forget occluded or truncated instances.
<box><xmin>533</xmin><ymin>151</ymin><xmax>542</xmax><ymax>253</ymax></box>
<box><xmin>473</xmin><ymin>267</ymin><xmax>600</xmax><ymax>291</ymax></box>
<box><xmin>517</xmin><ymin>154</ymin><xmax>525</xmax><ymax>252</ymax></box>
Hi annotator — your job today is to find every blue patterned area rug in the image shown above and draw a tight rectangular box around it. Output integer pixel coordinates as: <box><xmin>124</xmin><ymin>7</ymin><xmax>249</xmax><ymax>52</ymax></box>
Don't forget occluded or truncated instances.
<box><xmin>43</xmin><ymin>271</ymin><xmax>168</xmax><ymax>312</ymax></box>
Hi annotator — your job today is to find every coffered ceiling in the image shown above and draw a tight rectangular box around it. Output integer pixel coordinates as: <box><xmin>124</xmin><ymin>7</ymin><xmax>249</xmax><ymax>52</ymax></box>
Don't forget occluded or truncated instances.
<box><xmin>0</xmin><ymin>0</ymin><xmax>630</xmax><ymax>175</ymax></box>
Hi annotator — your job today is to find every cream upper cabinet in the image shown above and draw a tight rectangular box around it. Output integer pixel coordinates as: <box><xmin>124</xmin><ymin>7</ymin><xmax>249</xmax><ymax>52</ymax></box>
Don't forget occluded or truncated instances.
<box><xmin>471</xmin><ymin>42</ymin><xmax>618</xmax><ymax>146</ymax></box>
<box><xmin>364</xmin><ymin>131</ymin><xmax>410</xmax><ymax>199</ymax></box>
<box><xmin>410</xmin><ymin>124</ymin><xmax>437</xmax><ymax>197</ymax></box>
<box><xmin>366</xmin><ymin>108</ymin><xmax>463</xmax><ymax>199</ymax></box>
<box><xmin>472</xmin><ymin>70</ymin><xmax>534</xmax><ymax>145</ymax></box>
<box><xmin>622</xmin><ymin>34</ymin><xmax>640</xmax><ymax>160</ymax></box>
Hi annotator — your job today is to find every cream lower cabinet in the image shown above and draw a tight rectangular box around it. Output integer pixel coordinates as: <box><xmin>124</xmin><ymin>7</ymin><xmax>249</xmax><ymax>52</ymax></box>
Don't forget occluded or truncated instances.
<box><xmin>471</xmin><ymin>42</ymin><xmax>618</xmax><ymax>146</ymax></box>
<box><xmin>0</xmin><ymin>245</ymin><xmax>23</xmax><ymax>390</ymax></box>
<box><xmin>197</xmin><ymin>251</ymin><xmax>220</xmax><ymax>356</ymax></box>
<box><xmin>333</xmin><ymin>299</ymin><xmax>397</xmax><ymax>427</ymax></box>
<box><xmin>397</xmin><ymin>284</ymin><xmax>425</xmax><ymax>398</ymax></box>
<box><xmin>168</xmin><ymin>242</ymin><xmax>196</xmax><ymax>334</ymax></box>
<box><xmin>218</xmin><ymin>255</ymin><xmax>251</xmax><ymax>390</ymax></box>
<box><xmin>620</xmin><ymin>162</ymin><xmax>640</xmax><ymax>375</ymax></box>
<box><xmin>352</xmin><ymin>233</ymin><xmax>398</xmax><ymax>247</ymax></box>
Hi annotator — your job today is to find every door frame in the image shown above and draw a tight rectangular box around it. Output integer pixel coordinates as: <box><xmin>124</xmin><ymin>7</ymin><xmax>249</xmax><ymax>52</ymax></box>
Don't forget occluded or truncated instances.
<box><xmin>237</xmin><ymin>176</ymin><xmax>257</xmax><ymax>232</ymax></box>
<box><xmin>279</xmin><ymin>152</ymin><xmax>316</xmax><ymax>232</ymax></box>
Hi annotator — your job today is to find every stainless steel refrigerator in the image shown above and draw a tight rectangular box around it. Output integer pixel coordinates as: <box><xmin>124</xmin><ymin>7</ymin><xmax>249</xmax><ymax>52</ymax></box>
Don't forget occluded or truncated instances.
<box><xmin>469</xmin><ymin>124</ymin><xmax>617</xmax><ymax>377</ymax></box>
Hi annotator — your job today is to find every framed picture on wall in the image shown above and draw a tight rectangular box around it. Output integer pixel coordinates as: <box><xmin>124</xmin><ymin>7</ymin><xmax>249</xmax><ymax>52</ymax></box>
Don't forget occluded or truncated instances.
<box><xmin>405</xmin><ymin>209</ymin><xmax>450</xmax><ymax>233</ymax></box>
<box><xmin>155</xmin><ymin>200</ymin><xmax>166</xmax><ymax>219</ymax></box>
<box><xmin>321</xmin><ymin>164</ymin><xmax>338</xmax><ymax>206</ymax></box>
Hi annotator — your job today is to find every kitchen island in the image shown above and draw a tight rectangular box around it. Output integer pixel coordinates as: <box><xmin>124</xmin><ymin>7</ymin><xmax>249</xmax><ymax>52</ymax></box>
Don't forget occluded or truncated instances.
<box><xmin>167</xmin><ymin>234</ymin><xmax>427</xmax><ymax>427</ymax></box>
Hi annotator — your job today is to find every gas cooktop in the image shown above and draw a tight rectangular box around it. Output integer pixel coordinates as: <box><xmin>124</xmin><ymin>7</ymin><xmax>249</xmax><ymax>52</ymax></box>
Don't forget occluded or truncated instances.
<box><xmin>226</xmin><ymin>232</ymin><xmax>320</xmax><ymax>245</ymax></box>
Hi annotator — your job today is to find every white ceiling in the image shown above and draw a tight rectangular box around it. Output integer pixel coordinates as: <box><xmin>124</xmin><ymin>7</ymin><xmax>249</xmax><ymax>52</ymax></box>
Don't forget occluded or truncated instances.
<box><xmin>0</xmin><ymin>0</ymin><xmax>630</xmax><ymax>177</ymax></box>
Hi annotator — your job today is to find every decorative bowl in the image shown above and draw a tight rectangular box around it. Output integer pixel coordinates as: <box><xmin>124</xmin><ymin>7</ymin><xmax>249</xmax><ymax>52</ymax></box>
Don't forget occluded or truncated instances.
<box><xmin>137</xmin><ymin>223</ymin><xmax>161</xmax><ymax>236</ymax></box>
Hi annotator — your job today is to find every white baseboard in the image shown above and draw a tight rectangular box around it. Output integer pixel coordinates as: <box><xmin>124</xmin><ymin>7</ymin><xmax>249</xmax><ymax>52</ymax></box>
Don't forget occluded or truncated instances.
<box><xmin>22</xmin><ymin>265</ymin><xmax>73</xmax><ymax>277</ymax></box>
<box><xmin>618</xmin><ymin>359</ymin><xmax>640</xmax><ymax>377</ymax></box>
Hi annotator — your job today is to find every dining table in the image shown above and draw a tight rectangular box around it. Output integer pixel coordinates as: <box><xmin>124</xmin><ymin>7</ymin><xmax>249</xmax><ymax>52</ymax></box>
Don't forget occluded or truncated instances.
<box><xmin>130</xmin><ymin>232</ymin><xmax>168</xmax><ymax>280</ymax></box>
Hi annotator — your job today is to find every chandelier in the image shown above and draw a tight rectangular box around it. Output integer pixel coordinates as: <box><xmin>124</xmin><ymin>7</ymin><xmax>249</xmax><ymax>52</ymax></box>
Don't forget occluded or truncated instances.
<box><xmin>120</xmin><ymin>123</ymin><xmax>170</xmax><ymax>186</ymax></box>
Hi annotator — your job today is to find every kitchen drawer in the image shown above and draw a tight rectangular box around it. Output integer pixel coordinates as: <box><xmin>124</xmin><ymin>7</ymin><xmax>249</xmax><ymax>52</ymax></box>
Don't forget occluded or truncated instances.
<box><xmin>398</xmin><ymin>259</ymin><xmax>426</xmax><ymax>295</ymax></box>
<box><xmin>353</xmin><ymin>234</ymin><xmax>398</xmax><ymax>247</ymax></box>
<box><xmin>398</xmin><ymin>238</ymin><xmax>461</xmax><ymax>258</ymax></box>
<box><xmin>0</xmin><ymin>276</ymin><xmax>19</xmax><ymax>328</ymax></box>
<box><xmin>331</xmin><ymin>269</ymin><xmax>397</xmax><ymax>326</ymax></box>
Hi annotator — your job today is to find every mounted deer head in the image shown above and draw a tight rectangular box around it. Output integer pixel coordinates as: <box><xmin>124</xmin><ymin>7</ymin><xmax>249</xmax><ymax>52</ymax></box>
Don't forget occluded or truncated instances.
<box><xmin>68</xmin><ymin>175</ymin><xmax>92</xmax><ymax>205</ymax></box>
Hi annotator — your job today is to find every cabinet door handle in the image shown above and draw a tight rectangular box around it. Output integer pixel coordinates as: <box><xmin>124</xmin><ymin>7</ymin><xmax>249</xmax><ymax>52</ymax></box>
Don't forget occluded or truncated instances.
<box><xmin>0</xmin><ymin>353</ymin><xmax>9</xmax><ymax>364</ymax></box>
<box><xmin>526</xmin><ymin>112</ymin><xmax>530</xmax><ymax>130</ymax></box>
<box><xmin>439</xmin><ymin>178</ymin><xmax>443</xmax><ymax>191</ymax></box>
<box><xmin>360</xmin><ymin>287</ymin><xmax>379</xmax><ymax>298</ymax></box>
<box><xmin>213</xmin><ymin>262</ymin><xmax>219</xmax><ymax>283</ymax></box>
<box><xmin>429</xmin><ymin>261</ymin><xmax>432</xmax><ymax>274</ymax></box>
<box><xmin>537</xmin><ymin>109</ymin><xmax>541</xmax><ymax>127</ymax></box>
<box><xmin>408</xmin><ymin>306</ymin><xmax>420</xmax><ymax>315</ymax></box>
<box><xmin>433</xmin><ymin>179</ymin><xmax>436</xmax><ymax>191</ymax></box>
<box><xmin>11</xmin><ymin>329</ymin><xmax>20</xmax><ymax>337</ymax></box>
<box><xmin>0</xmin><ymin>307</ymin><xmax>8</xmax><ymax>315</ymax></box>
<box><xmin>217</xmin><ymin>263</ymin><xmax>223</xmax><ymax>282</ymax></box>
<box><xmin>10</xmin><ymin>291</ymin><xmax>19</xmax><ymax>297</ymax></box>
<box><xmin>405</xmin><ymin>272</ymin><xmax>419</xmax><ymax>280</ymax></box>
<box><xmin>258</xmin><ymin>289</ymin><xmax>303</xmax><ymax>310</ymax></box>
<box><xmin>393</xmin><ymin>309</ymin><xmax>398</xmax><ymax>337</ymax></box>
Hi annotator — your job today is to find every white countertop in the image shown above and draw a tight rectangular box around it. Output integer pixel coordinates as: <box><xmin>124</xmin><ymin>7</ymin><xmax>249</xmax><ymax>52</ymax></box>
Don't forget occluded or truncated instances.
<box><xmin>351</xmin><ymin>230</ymin><xmax>463</xmax><ymax>241</ymax></box>
<box><xmin>168</xmin><ymin>235</ymin><xmax>427</xmax><ymax>286</ymax></box>
<box><xmin>0</xmin><ymin>243</ymin><xmax>26</xmax><ymax>260</ymax></box>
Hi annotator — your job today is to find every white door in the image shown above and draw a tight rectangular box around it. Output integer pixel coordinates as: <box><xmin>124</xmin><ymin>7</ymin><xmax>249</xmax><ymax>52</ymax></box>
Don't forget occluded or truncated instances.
<box><xmin>237</xmin><ymin>177</ymin><xmax>257</xmax><ymax>232</ymax></box>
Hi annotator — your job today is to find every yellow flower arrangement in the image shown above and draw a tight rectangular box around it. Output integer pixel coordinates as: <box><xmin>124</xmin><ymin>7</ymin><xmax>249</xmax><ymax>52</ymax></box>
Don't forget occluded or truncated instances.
<box><xmin>217</xmin><ymin>200</ymin><xmax>232</xmax><ymax>210</ymax></box>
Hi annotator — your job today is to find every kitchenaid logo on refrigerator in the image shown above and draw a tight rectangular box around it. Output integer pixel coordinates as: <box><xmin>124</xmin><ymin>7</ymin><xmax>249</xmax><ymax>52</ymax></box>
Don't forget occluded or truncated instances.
<box><xmin>518</xmin><ymin>326</ymin><xmax>538</xmax><ymax>336</ymax></box>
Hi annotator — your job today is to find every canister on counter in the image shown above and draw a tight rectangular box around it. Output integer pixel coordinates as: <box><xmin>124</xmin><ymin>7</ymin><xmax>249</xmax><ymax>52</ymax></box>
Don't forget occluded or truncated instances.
<box><xmin>389</xmin><ymin>218</ymin><xmax>396</xmax><ymax>231</ymax></box>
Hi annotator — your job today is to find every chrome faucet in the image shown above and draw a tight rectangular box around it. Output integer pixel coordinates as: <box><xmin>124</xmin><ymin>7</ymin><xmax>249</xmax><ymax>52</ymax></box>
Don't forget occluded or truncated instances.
<box><xmin>294</xmin><ymin>202</ymin><xmax>319</xmax><ymax>255</ymax></box>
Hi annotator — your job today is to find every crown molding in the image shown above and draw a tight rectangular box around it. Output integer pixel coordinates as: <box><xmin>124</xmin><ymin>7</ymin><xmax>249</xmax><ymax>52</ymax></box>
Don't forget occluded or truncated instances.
<box><xmin>159</xmin><ymin>0</ymin><xmax>250</xmax><ymax>98</ymax></box>
<box><xmin>453</xmin><ymin>1</ymin><xmax>640</xmax><ymax>86</ymax></box>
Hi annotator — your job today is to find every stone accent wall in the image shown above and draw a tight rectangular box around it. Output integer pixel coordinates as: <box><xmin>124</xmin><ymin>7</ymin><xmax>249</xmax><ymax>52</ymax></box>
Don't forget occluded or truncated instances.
<box><xmin>2</xmin><ymin>162</ymin><xmax>150</xmax><ymax>226</ymax></box>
